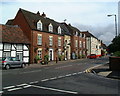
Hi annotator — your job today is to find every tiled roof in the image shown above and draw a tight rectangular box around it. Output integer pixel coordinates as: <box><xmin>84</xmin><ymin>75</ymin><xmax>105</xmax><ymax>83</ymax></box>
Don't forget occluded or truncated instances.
<box><xmin>20</xmin><ymin>8</ymin><xmax>69</xmax><ymax>35</ymax></box>
<box><xmin>6</xmin><ymin>19</ymin><xmax>14</xmax><ymax>25</ymax></box>
<box><xmin>0</xmin><ymin>24</ymin><xmax>30</xmax><ymax>44</ymax></box>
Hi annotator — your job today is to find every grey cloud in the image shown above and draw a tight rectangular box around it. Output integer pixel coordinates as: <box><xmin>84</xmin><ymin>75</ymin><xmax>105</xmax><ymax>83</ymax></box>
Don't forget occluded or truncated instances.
<box><xmin>73</xmin><ymin>23</ymin><xmax>115</xmax><ymax>45</ymax></box>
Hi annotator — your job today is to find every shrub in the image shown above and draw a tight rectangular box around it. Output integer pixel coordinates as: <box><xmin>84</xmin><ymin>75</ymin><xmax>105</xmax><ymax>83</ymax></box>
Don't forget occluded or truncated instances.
<box><xmin>58</xmin><ymin>55</ymin><xmax>62</xmax><ymax>61</ymax></box>
<box><xmin>35</xmin><ymin>55</ymin><xmax>40</xmax><ymax>63</ymax></box>
<box><xmin>113</xmin><ymin>51</ymin><xmax>120</xmax><ymax>57</ymax></box>
<box><xmin>44</xmin><ymin>55</ymin><xmax>49</xmax><ymax>64</ymax></box>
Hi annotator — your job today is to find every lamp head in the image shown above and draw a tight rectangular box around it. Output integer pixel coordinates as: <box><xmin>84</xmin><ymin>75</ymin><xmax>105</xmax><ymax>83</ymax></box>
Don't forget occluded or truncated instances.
<box><xmin>107</xmin><ymin>15</ymin><xmax>112</xmax><ymax>17</ymax></box>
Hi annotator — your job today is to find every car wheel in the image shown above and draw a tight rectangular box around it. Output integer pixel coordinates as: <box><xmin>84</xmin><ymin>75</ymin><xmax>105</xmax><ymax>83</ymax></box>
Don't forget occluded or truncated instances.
<box><xmin>21</xmin><ymin>64</ymin><xmax>25</xmax><ymax>68</ymax></box>
<box><xmin>5</xmin><ymin>64</ymin><xmax>10</xmax><ymax>70</ymax></box>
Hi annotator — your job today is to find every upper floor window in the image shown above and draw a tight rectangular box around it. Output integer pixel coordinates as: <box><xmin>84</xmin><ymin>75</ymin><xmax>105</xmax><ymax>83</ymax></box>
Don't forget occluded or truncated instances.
<box><xmin>79</xmin><ymin>41</ymin><xmax>82</xmax><ymax>48</ymax></box>
<box><xmin>79</xmin><ymin>33</ymin><xmax>82</xmax><ymax>37</ymax></box>
<box><xmin>58</xmin><ymin>37</ymin><xmax>61</xmax><ymax>46</ymax></box>
<box><xmin>16</xmin><ymin>44</ymin><xmax>22</xmax><ymax>50</ymax></box>
<box><xmin>82</xmin><ymin>34</ymin><xmax>86</xmax><ymax>38</ymax></box>
<box><xmin>58</xmin><ymin>26</ymin><xmax>61</xmax><ymax>34</ymax></box>
<box><xmin>49</xmin><ymin>36</ymin><xmax>53</xmax><ymax>46</ymax></box>
<box><xmin>75</xmin><ymin>40</ymin><xmax>78</xmax><ymax>47</ymax></box>
<box><xmin>4</xmin><ymin>44</ymin><xmax>11</xmax><ymax>50</ymax></box>
<box><xmin>49</xmin><ymin>23</ymin><xmax>53</xmax><ymax>32</ymax></box>
<box><xmin>38</xmin><ymin>34</ymin><xmax>42</xmax><ymax>45</ymax></box>
<box><xmin>37</xmin><ymin>20</ymin><xmax>42</xmax><ymax>30</ymax></box>
<box><xmin>83</xmin><ymin>42</ymin><xmax>85</xmax><ymax>48</ymax></box>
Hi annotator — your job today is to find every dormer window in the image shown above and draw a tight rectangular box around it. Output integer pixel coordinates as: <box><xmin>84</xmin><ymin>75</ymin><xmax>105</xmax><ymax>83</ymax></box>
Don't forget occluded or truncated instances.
<box><xmin>49</xmin><ymin>23</ymin><xmax>53</xmax><ymax>32</ymax></box>
<box><xmin>37</xmin><ymin>20</ymin><xmax>42</xmax><ymax>30</ymax></box>
<box><xmin>79</xmin><ymin>33</ymin><xmax>82</xmax><ymax>37</ymax></box>
<box><xmin>75</xmin><ymin>31</ymin><xmax>78</xmax><ymax>36</ymax></box>
<box><xmin>58</xmin><ymin>26</ymin><xmax>61</xmax><ymax>34</ymax></box>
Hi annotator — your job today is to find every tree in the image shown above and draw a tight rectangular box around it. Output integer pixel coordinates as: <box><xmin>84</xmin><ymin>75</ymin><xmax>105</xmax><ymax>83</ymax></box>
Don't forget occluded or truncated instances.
<box><xmin>108</xmin><ymin>34</ymin><xmax>120</xmax><ymax>53</ymax></box>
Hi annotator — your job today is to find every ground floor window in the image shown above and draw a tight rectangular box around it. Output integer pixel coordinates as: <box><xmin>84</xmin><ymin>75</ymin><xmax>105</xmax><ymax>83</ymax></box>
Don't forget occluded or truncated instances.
<box><xmin>3</xmin><ymin>52</ymin><xmax>10</xmax><ymax>57</ymax></box>
<box><xmin>16</xmin><ymin>53</ymin><xmax>23</xmax><ymax>61</ymax></box>
<box><xmin>38</xmin><ymin>49</ymin><xmax>42</xmax><ymax>60</ymax></box>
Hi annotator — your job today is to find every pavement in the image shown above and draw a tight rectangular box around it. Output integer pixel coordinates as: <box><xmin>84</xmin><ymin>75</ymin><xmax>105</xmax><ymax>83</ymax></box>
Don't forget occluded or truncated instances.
<box><xmin>26</xmin><ymin>59</ymin><xmax>83</xmax><ymax>68</ymax></box>
<box><xmin>86</xmin><ymin>63</ymin><xmax>120</xmax><ymax>80</ymax></box>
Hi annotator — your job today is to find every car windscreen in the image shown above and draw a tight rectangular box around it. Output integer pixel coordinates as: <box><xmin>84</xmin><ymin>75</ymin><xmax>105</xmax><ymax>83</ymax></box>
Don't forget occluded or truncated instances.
<box><xmin>91</xmin><ymin>54</ymin><xmax>96</xmax><ymax>56</ymax></box>
<box><xmin>12</xmin><ymin>57</ymin><xmax>17</xmax><ymax>61</ymax></box>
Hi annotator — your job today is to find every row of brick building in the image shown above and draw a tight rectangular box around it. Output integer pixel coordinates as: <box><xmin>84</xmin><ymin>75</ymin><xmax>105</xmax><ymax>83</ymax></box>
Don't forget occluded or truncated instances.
<box><xmin>1</xmin><ymin>8</ymin><xmax>105</xmax><ymax>64</ymax></box>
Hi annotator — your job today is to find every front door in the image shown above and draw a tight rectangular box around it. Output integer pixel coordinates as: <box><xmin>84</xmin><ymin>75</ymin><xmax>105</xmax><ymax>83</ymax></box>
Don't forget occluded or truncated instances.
<box><xmin>49</xmin><ymin>49</ymin><xmax>53</xmax><ymax>61</ymax></box>
<box><xmin>17</xmin><ymin>53</ymin><xmax>23</xmax><ymax>61</ymax></box>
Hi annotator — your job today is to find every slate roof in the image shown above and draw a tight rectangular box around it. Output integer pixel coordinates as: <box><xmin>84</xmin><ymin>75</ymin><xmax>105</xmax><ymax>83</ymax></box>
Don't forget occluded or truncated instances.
<box><xmin>0</xmin><ymin>24</ymin><xmax>30</xmax><ymax>44</ymax></box>
<box><xmin>81</xmin><ymin>31</ymin><xmax>98</xmax><ymax>39</ymax></box>
<box><xmin>16</xmin><ymin>8</ymin><xmax>70</xmax><ymax>36</ymax></box>
<box><xmin>61</xmin><ymin>23</ymin><xmax>81</xmax><ymax>36</ymax></box>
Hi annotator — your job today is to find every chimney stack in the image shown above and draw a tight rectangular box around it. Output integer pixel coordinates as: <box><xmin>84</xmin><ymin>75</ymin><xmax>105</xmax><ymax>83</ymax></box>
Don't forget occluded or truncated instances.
<box><xmin>37</xmin><ymin>11</ymin><xmax>40</xmax><ymax>15</ymax></box>
<box><xmin>41</xmin><ymin>12</ymin><xmax>46</xmax><ymax>18</ymax></box>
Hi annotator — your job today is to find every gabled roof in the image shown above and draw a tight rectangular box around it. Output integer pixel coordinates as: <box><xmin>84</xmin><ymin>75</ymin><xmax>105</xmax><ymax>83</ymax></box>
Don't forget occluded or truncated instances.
<box><xmin>0</xmin><ymin>24</ymin><xmax>30</xmax><ymax>44</ymax></box>
<box><xmin>6</xmin><ymin>19</ymin><xmax>14</xmax><ymax>25</ymax></box>
<box><xmin>12</xmin><ymin>8</ymin><xmax>69</xmax><ymax>36</ymax></box>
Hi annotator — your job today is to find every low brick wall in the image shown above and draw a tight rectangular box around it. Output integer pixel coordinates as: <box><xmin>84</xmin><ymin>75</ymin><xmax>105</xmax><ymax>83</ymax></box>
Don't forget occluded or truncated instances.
<box><xmin>109</xmin><ymin>57</ymin><xmax>120</xmax><ymax>71</ymax></box>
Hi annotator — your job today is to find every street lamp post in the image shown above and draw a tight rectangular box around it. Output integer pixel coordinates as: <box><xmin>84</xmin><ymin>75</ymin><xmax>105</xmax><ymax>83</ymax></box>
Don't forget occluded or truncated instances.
<box><xmin>107</xmin><ymin>14</ymin><xmax>118</xmax><ymax>37</ymax></box>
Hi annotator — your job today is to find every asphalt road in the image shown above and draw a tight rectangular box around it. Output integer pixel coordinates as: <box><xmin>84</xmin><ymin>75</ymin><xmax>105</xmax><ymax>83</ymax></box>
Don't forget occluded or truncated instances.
<box><xmin>1</xmin><ymin>57</ymin><xmax>120</xmax><ymax>95</ymax></box>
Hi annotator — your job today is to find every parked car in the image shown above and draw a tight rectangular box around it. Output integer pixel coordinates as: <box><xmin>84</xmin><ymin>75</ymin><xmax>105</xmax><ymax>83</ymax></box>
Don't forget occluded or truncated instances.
<box><xmin>0</xmin><ymin>57</ymin><xmax>26</xmax><ymax>70</ymax></box>
<box><xmin>87</xmin><ymin>54</ymin><xmax>97</xmax><ymax>59</ymax></box>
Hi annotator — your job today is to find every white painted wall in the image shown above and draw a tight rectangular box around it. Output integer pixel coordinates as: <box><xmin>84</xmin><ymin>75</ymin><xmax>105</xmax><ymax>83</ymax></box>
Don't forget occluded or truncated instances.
<box><xmin>11</xmin><ymin>51</ymin><xmax>16</xmax><ymax>57</ymax></box>
<box><xmin>23</xmin><ymin>45</ymin><xmax>28</xmax><ymax>50</ymax></box>
<box><xmin>0</xmin><ymin>51</ymin><xmax>2</xmax><ymax>57</ymax></box>
<box><xmin>0</xmin><ymin>43</ymin><xmax>3</xmax><ymax>49</ymax></box>
<box><xmin>12</xmin><ymin>45</ymin><xmax>16</xmax><ymax>50</ymax></box>
<box><xmin>23</xmin><ymin>51</ymin><xmax>29</xmax><ymax>56</ymax></box>
<box><xmin>23</xmin><ymin>57</ymin><xmax>29</xmax><ymax>62</ymax></box>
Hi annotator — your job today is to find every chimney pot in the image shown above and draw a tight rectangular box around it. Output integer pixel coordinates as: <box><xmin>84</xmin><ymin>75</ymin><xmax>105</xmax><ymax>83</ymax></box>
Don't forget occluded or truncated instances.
<box><xmin>37</xmin><ymin>11</ymin><xmax>40</xmax><ymax>15</ymax></box>
<box><xmin>41</xmin><ymin>12</ymin><xmax>46</xmax><ymax>18</ymax></box>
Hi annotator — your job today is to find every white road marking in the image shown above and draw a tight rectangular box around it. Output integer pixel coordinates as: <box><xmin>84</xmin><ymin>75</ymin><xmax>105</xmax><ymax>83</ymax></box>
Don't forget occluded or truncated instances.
<box><xmin>57</xmin><ymin>75</ymin><xmax>65</xmax><ymax>78</ymax></box>
<box><xmin>77</xmin><ymin>72</ymin><xmax>83</xmax><ymax>74</ymax></box>
<box><xmin>41</xmin><ymin>79</ymin><xmax>49</xmax><ymax>82</ymax></box>
<box><xmin>3</xmin><ymin>86</ymin><xmax>15</xmax><ymax>89</ymax></box>
<box><xmin>50</xmin><ymin>77</ymin><xmax>57</xmax><ymax>80</ymax></box>
<box><xmin>29</xmin><ymin>81</ymin><xmax>39</xmax><ymax>84</ymax></box>
<box><xmin>31</xmin><ymin>85</ymin><xmax>78</xmax><ymax>94</ymax></box>
<box><xmin>72</xmin><ymin>73</ymin><xmax>77</xmax><ymax>75</ymax></box>
<box><xmin>8</xmin><ymin>87</ymin><xmax>22</xmax><ymax>92</ymax></box>
<box><xmin>0</xmin><ymin>91</ymin><xmax>3</xmax><ymax>94</ymax></box>
<box><xmin>16</xmin><ymin>83</ymin><xmax>28</xmax><ymax>87</ymax></box>
<box><xmin>20</xmin><ymin>70</ymin><xmax>42</xmax><ymax>74</ymax></box>
<box><xmin>65</xmin><ymin>74</ymin><xmax>72</xmax><ymax>77</ymax></box>
<box><xmin>55</xmin><ymin>65</ymin><xmax>72</xmax><ymax>69</ymax></box>
<box><xmin>23</xmin><ymin>85</ymin><xmax>32</xmax><ymax>88</ymax></box>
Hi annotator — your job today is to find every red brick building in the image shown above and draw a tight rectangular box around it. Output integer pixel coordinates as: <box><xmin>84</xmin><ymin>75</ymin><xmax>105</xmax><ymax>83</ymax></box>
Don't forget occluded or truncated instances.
<box><xmin>6</xmin><ymin>8</ymin><xmax>87</xmax><ymax>63</ymax></box>
<box><xmin>62</xmin><ymin>23</ymin><xmax>87</xmax><ymax>59</ymax></box>
<box><xmin>6</xmin><ymin>8</ymin><xmax>70</xmax><ymax>63</ymax></box>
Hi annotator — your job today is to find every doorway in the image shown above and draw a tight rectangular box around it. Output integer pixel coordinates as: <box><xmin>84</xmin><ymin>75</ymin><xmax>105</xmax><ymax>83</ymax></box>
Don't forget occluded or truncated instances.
<box><xmin>49</xmin><ymin>49</ymin><xmax>53</xmax><ymax>61</ymax></box>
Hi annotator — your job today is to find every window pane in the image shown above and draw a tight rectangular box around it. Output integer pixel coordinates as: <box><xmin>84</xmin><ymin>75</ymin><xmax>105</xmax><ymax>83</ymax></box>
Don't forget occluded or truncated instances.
<box><xmin>4</xmin><ymin>44</ymin><xmax>11</xmax><ymax>50</ymax></box>
<box><xmin>38</xmin><ymin>50</ymin><xmax>42</xmax><ymax>59</ymax></box>
<box><xmin>38</xmin><ymin>35</ymin><xmax>42</xmax><ymax>45</ymax></box>
<box><xmin>17</xmin><ymin>45</ymin><xmax>22</xmax><ymax>50</ymax></box>
<box><xmin>49</xmin><ymin>37</ymin><xmax>53</xmax><ymax>46</ymax></box>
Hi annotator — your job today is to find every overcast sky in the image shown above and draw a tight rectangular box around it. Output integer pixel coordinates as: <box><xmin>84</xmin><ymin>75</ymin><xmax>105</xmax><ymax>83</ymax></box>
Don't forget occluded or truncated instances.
<box><xmin>0</xmin><ymin>0</ymin><xmax>119</xmax><ymax>45</ymax></box>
